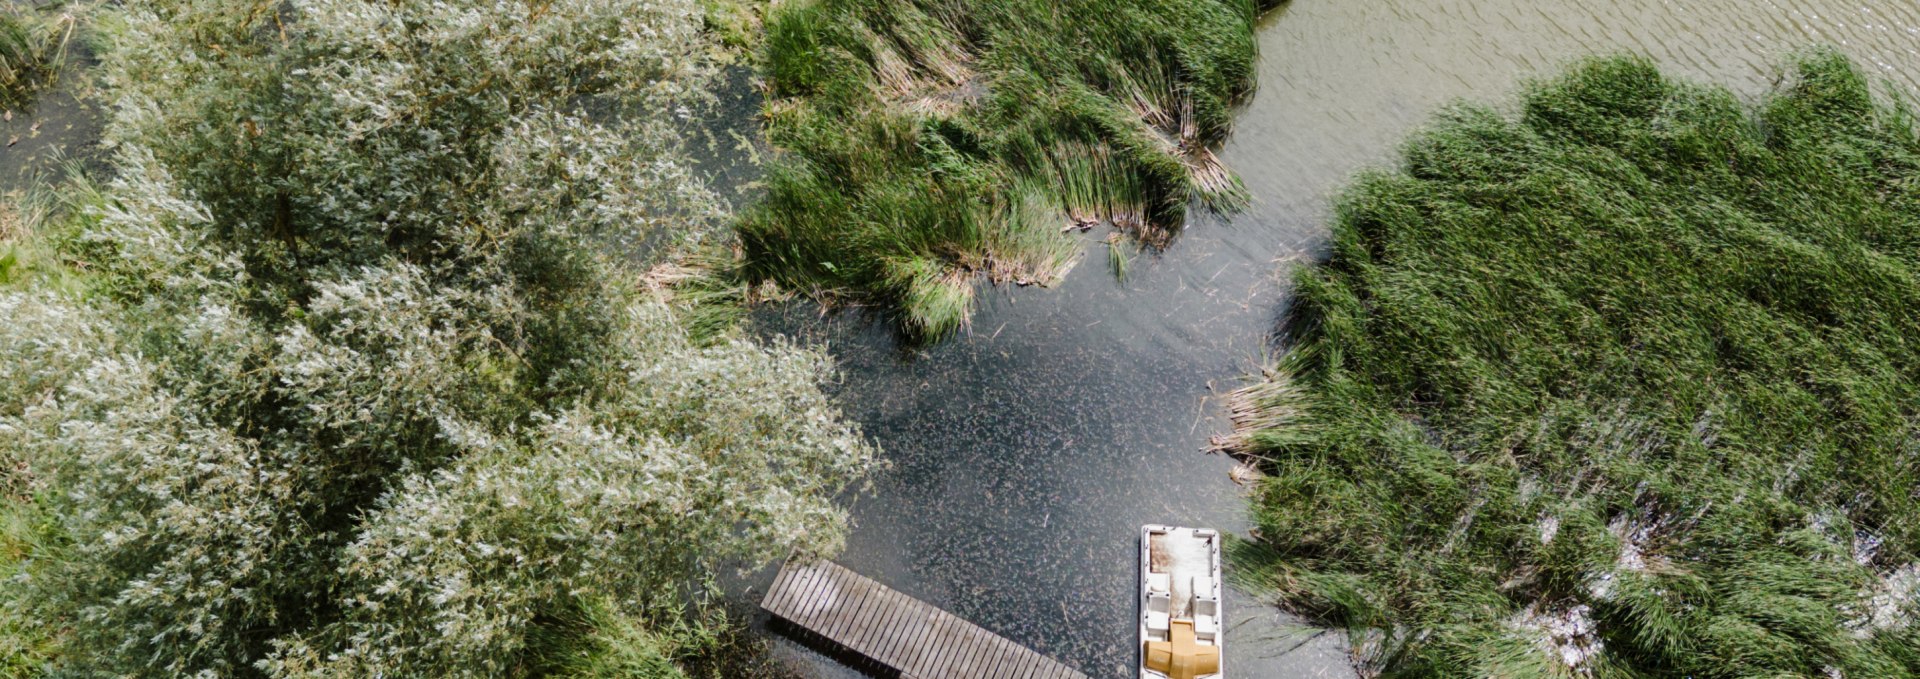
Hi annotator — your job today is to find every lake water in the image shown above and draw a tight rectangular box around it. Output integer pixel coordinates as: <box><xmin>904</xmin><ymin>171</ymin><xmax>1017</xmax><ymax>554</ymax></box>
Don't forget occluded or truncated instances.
<box><xmin>749</xmin><ymin>0</ymin><xmax>1920</xmax><ymax>678</ymax></box>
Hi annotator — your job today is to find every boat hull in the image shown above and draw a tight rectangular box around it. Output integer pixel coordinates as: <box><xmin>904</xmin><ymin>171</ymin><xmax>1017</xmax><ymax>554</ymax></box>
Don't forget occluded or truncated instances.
<box><xmin>1139</xmin><ymin>524</ymin><xmax>1223</xmax><ymax>679</ymax></box>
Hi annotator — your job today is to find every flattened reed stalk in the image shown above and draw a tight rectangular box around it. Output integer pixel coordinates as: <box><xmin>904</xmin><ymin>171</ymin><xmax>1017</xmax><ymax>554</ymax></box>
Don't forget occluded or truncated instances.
<box><xmin>977</xmin><ymin>180</ymin><xmax>1079</xmax><ymax>285</ymax></box>
<box><xmin>0</xmin><ymin>9</ymin><xmax>67</xmax><ymax>107</ymax></box>
<box><xmin>1230</xmin><ymin>53</ymin><xmax>1920</xmax><ymax>677</ymax></box>
<box><xmin>642</xmin><ymin>245</ymin><xmax>794</xmax><ymax>344</ymax></box>
<box><xmin>0</xmin><ymin>16</ymin><xmax>31</xmax><ymax>95</ymax></box>
<box><xmin>1041</xmin><ymin>141</ymin><xmax>1149</xmax><ymax>238</ymax></box>
<box><xmin>740</xmin><ymin>0</ymin><xmax>1267</xmax><ymax>340</ymax></box>
<box><xmin>886</xmin><ymin>255</ymin><xmax>974</xmax><ymax>339</ymax></box>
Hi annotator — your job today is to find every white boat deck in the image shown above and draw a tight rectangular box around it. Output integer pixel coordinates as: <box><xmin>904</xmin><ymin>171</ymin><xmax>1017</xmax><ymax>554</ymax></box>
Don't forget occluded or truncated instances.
<box><xmin>1140</xmin><ymin>525</ymin><xmax>1223</xmax><ymax>679</ymax></box>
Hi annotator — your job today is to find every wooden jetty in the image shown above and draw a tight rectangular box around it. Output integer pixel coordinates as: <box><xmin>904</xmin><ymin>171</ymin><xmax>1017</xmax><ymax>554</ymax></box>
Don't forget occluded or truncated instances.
<box><xmin>762</xmin><ymin>560</ymin><xmax>1091</xmax><ymax>679</ymax></box>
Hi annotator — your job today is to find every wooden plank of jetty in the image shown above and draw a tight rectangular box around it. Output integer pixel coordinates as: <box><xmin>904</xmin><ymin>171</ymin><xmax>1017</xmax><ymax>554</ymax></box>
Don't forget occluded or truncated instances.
<box><xmin>762</xmin><ymin>560</ymin><xmax>1091</xmax><ymax>679</ymax></box>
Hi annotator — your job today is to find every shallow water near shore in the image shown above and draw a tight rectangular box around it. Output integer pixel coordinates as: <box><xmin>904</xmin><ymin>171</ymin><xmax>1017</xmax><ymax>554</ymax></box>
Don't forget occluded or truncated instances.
<box><xmin>1</xmin><ymin>43</ymin><xmax>102</xmax><ymax>198</ymax></box>
<box><xmin>742</xmin><ymin>0</ymin><xmax>1920</xmax><ymax>677</ymax></box>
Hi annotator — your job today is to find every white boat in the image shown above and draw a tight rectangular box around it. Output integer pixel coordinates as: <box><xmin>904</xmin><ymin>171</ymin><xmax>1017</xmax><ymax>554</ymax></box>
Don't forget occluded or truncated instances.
<box><xmin>1139</xmin><ymin>525</ymin><xmax>1223</xmax><ymax>679</ymax></box>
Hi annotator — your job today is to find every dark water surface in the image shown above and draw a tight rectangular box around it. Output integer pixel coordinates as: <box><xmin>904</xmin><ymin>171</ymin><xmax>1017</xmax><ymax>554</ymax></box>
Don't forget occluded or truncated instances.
<box><xmin>1</xmin><ymin>43</ymin><xmax>102</xmax><ymax>198</ymax></box>
<box><xmin>751</xmin><ymin>1</ymin><xmax>1920</xmax><ymax>677</ymax></box>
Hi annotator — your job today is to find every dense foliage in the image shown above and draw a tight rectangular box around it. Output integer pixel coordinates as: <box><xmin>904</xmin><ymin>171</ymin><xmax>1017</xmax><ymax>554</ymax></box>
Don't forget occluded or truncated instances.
<box><xmin>739</xmin><ymin>0</ymin><xmax>1266</xmax><ymax>338</ymax></box>
<box><xmin>1230</xmin><ymin>54</ymin><xmax>1920</xmax><ymax>676</ymax></box>
<box><xmin>0</xmin><ymin>0</ymin><xmax>873</xmax><ymax>676</ymax></box>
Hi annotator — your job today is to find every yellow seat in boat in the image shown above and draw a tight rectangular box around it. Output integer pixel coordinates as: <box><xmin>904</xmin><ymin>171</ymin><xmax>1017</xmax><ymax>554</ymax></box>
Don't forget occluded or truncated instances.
<box><xmin>1144</xmin><ymin>619</ymin><xmax>1219</xmax><ymax>679</ymax></box>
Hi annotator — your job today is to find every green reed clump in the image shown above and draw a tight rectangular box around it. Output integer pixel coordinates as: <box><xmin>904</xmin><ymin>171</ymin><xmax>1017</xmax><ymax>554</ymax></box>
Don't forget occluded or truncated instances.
<box><xmin>1228</xmin><ymin>53</ymin><xmax>1920</xmax><ymax>677</ymax></box>
<box><xmin>0</xmin><ymin>9</ymin><xmax>66</xmax><ymax>107</ymax></box>
<box><xmin>738</xmin><ymin>0</ymin><xmax>1265</xmax><ymax>339</ymax></box>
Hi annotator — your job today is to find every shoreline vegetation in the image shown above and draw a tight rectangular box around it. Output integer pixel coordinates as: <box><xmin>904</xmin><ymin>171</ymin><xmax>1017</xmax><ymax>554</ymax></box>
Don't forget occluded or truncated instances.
<box><xmin>9</xmin><ymin>0</ymin><xmax>1920</xmax><ymax>677</ymax></box>
<box><xmin>737</xmin><ymin>0</ymin><xmax>1270</xmax><ymax>339</ymax></box>
<box><xmin>0</xmin><ymin>0</ymin><xmax>872</xmax><ymax>676</ymax></box>
<box><xmin>1225</xmin><ymin>54</ymin><xmax>1920</xmax><ymax>676</ymax></box>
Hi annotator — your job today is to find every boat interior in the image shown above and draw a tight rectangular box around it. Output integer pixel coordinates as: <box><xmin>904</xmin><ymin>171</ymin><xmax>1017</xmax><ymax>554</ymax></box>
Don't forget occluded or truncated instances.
<box><xmin>1144</xmin><ymin>526</ymin><xmax>1220</xmax><ymax>679</ymax></box>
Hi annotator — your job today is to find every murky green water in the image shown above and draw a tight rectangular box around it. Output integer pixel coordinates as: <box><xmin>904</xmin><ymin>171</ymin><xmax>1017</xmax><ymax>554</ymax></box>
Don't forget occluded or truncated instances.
<box><xmin>750</xmin><ymin>1</ymin><xmax>1920</xmax><ymax>678</ymax></box>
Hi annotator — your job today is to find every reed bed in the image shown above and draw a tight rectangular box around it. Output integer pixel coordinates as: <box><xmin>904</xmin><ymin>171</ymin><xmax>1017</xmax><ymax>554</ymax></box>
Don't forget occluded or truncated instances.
<box><xmin>738</xmin><ymin>0</ymin><xmax>1267</xmax><ymax>339</ymax></box>
<box><xmin>1228</xmin><ymin>53</ymin><xmax>1920</xmax><ymax>677</ymax></box>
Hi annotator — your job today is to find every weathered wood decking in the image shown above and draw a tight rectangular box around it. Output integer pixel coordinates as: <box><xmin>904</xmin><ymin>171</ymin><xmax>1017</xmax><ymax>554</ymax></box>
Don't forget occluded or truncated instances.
<box><xmin>762</xmin><ymin>560</ymin><xmax>1091</xmax><ymax>679</ymax></box>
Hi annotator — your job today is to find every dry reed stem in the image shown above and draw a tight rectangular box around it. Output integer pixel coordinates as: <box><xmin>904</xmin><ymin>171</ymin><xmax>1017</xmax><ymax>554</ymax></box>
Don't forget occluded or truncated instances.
<box><xmin>1209</xmin><ymin>370</ymin><xmax>1304</xmax><ymax>455</ymax></box>
<box><xmin>1184</xmin><ymin>145</ymin><xmax>1236</xmax><ymax>197</ymax></box>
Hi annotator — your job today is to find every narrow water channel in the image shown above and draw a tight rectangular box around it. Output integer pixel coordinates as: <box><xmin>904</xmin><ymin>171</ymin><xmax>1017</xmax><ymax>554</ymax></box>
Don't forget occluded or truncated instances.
<box><xmin>753</xmin><ymin>1</ymin><xmax>1920</xmax><ymax>677</ymax></box>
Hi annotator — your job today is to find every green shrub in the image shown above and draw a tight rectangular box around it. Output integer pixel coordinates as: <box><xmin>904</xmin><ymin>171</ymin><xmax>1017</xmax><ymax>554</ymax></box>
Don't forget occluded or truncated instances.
<box><xmin>0</xmin><ymin>0</ymin><xmax>874</xmax><ymax>675</ymax></box>
<box><xmin>1229</xmin><ymin>53</ymin><xmax>1920</xmax><ymax>677</ymax></box>
<box><xmin>739</xmin><ymin>0</ymin><xmax>1267</xmax><ymax>339</ymax></box>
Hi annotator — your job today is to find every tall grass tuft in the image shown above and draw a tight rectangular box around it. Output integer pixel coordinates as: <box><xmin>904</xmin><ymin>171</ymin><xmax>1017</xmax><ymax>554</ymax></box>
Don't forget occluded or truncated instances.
<box><xmin>0</xmin><ymin>160</ymin><xmax>103</xmax><ymax>295</ymax></box>
<box><xmin>1228</xmin><ymin>53</ymin><xmax>1920</xmax><ymax>677</ymax></box>
<box><xmin>0</xmin><ymin>8</ymin><xmax>67</xmax><ymax>108</ymax></box>
<box><xmin>739</xmin><ymin>0</ymin><xmax>1269</xmax><ymax>339</ymax></box>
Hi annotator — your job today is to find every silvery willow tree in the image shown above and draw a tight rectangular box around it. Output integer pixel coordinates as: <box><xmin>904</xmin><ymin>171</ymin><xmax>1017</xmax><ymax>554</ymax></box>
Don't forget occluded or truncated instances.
<box><xmin>0</xmin><ymin>0</ymin><xmax>874</xmax><ymax>676</ymax></box>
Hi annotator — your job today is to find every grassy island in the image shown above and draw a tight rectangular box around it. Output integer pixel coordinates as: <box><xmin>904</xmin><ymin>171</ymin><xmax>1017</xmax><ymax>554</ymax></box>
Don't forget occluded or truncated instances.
<box><xmin>1227</xmin><ymin>54</ymin><xmax>1920</xmax><ymax>677</ymax></box>
<box><xmin>739</xmin><ymin>0</ymin><xmax>1266</xmax><ymax>338</ymax></box>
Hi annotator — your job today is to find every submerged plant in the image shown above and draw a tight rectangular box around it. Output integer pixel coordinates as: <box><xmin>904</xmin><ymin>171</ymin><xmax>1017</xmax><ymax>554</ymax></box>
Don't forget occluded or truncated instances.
<box><xmin>739</xmin><ymin>0</ymin><xmax>1268</xmax><ymax>339</ymax></box>
<box><xmin>1229</xmin><ymin>53</ymin><xmax>1920</xmax><ymax>677</ymax></box>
